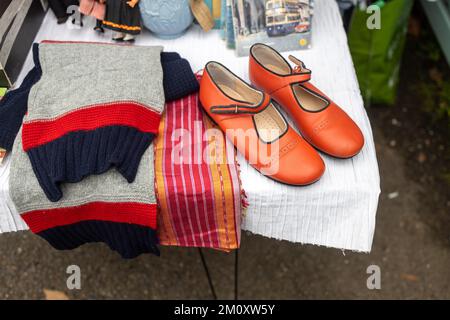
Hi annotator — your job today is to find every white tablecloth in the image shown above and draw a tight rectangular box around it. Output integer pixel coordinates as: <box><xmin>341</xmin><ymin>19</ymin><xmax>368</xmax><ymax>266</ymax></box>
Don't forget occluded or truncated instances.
<box><xmin>0</xmin><ymin>0</ymin><xmax>380</xmax><ymax>252</ymax></box>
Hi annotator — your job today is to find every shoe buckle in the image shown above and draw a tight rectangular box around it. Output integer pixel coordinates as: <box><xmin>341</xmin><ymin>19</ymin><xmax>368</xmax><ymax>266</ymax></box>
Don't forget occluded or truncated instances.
<box><xmin>288</xmin><ymin>55</ymin><xmax>310</xmax><ymax>75</ymax></box>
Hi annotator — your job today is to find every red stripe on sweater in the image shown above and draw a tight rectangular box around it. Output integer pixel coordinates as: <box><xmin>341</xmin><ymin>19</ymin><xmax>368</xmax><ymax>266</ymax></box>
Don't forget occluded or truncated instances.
<box><xmin>21</xmin><ymin>202</ymin><xmax>157</xmax><ymax>233</ymax></box>
<box><xmin>41</xmin><ymin>40</ymin><xmax>134</xmax><ymax>47</ymax></box>
<box><xmin>22</xmin><ymin>102</ymin><xmax>161</xmax><ymax>151</ymax></box>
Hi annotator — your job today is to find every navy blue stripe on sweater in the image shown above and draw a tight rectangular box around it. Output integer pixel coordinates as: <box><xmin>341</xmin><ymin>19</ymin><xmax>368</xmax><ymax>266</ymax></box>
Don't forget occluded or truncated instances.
<box><xmin>27</xmin><ymin>125</ymin><xmax>155</xmax><ymax>202</ymax></box>
<box><xmin>38</xmin><ymin>220</ymin><xmax>160</xmax><ymax>258</ymax></box>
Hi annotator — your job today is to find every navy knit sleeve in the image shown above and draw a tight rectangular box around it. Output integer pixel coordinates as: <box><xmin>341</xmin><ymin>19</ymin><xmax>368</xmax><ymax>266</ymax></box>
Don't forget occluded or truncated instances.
<box><xmin>0</xmin><ymin>44</ymin><xmax>41</xmax><ymax>151</ymax></box>
<box><xmin>0</xmin><ymin>66</ymin><xmax>41</xmax><ymax>151</ymax></box>
<box><xmin>161</xmin><ymin>52</ymin><xmax>200</xmax><ymax>102</ymax></box>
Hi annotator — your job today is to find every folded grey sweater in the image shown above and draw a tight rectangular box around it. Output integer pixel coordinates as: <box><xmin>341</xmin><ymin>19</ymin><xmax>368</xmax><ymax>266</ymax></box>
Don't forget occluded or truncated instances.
<box><xmin>9</xmin><ymin>41</ymin><xmax>165</xmax><ymax>258</ymax></box>
<box><xmin>22</xmin><ymin>41</ymin><xmax>165</xmax><ymax>202</ymax></box>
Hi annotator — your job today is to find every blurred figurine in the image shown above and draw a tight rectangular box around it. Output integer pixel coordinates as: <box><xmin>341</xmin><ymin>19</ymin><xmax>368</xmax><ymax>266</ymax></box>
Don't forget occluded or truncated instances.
<box><xmin>79</xmin><ymin>0</ymin><xmax>106</xmax><ymax>33</ymax></box>
<box><xmin>103</xmin><ymin>0</ymin><xmax>141</xmax><ymax>42</ymax></box>
<box><xmin>48</xmin><ymin>0</ymin><xmax>79</xmax><ymax>24</ymax></box>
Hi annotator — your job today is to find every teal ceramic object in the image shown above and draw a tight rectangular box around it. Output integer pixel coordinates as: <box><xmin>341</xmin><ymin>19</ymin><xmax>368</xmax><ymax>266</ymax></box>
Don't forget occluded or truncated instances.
<box><xmin>140</xmin><ymin>0</ymin><xmax>194</xmax><ymax>39</ymax></box>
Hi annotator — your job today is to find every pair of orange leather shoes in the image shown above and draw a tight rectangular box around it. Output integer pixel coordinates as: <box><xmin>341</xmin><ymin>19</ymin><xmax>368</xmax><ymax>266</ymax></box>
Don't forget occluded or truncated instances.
<box><xmin>199</xmin><ymin>43</ymin><xmax>364</xmax><ymax>186</ymax></box>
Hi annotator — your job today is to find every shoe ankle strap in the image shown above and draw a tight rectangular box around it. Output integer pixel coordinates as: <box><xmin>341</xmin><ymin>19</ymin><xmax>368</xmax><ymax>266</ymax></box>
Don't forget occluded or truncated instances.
<box><xmin>210</xmin><ymin>93</ymin><xmax>271</xmax><ymax>115</ymax></box>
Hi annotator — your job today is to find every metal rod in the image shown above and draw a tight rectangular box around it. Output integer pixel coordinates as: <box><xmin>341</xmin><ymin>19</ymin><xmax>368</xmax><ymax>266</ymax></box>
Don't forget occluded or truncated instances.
<box><xmin>234</xmin><ymin>249</ymin><xmax>239</xmax><ymax>300</ymax></box>
<box><xmin>198</xmin><ymin>248</ymin><xmax>217</xmax><ymax>300</ymax></box>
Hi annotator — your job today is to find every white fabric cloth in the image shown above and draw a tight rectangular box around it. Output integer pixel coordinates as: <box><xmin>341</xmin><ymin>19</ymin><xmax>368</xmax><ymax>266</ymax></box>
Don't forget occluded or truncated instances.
<box><xmin>0</xmin><ymin>0</ymin><xmax>380</xmax><ymax>252</ymax></box>
<box><xmin>0</xmin><ymin>155</ymin><xmax>27</xmax><ymax>233</ymax></box>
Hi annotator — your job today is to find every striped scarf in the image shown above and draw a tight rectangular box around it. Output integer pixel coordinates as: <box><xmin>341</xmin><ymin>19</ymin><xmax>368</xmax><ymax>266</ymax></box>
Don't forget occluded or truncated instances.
<box><xmin>154</xmin><ymin>78</ymin><xmax>245</xmax><ymax>250</ymax></box>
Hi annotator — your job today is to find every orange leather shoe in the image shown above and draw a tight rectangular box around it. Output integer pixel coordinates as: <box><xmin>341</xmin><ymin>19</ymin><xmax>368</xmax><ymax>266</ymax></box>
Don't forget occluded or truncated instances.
<box><xmin>199</xmin><ymin>61</ymin><xmax>325</xmax><ymax>185</ymax></box>
<box><xmin>249</xmin><ymin>43</ymin><xmax>364</xmax><ymax>158</ymax></box>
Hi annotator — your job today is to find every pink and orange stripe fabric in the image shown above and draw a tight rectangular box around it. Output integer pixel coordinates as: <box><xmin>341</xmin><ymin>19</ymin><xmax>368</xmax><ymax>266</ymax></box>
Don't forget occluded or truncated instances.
<box><xmin>154</xmin><ymin>84</ymin><xmax>243</xmax><ymax>250</ymax></box>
